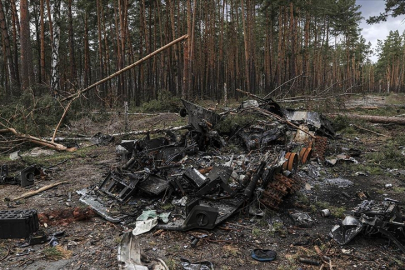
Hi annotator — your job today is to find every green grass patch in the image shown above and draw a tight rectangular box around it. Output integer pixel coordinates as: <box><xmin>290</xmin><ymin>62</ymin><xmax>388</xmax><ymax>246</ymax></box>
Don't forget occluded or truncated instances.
<box><xmin>332</xmin><ymin>115</ymin><xmax>350</xmax><ymax>132</ymax></box>
<box><xmin>269</xmin><ymin>221</ymin><xmax>286</xmax><ymax>237</ymax></box>
<box><xmin>251</xmin><ymin>228</ymin><xmax>261</xmax><ymax>237</ymax></box>
<box><xmin>315</xmin><ymin>201</ymin><xmax>346</xmax><ymax>218</ymax></box>
<box><xmin>42</xmin><ymin>246</ymin><xmax>72</xmax><ymax>260</ymax></box>
<box><xmin>16</xmin><ymin>146</ymin><xmax>95</xmax><ymax>167</ymax></box>
<box><xmin>386</xmin><ymin>93</ymin><xmax>405</xmax><ymax>106</ymax></box>
<box><xmin>367</xmin><ymin>137</ymin><xmax>405</xmax><ymax>169</ymax></box>
<box><xmin>295</xmin><ymin>192</ymin><xmax>310</xmax><ymax>205</ymax></box>
<box><xmin>393</xmin><ymin>186</ymin><xmax>405</xmax><ymax>193</ymax></box>
<box><xmin>165</xmin><ymin>258</ymin><xmax>178</xmax><ymax>270</ymax></box>
<box><xmin>160</xmin><ymin>203</ymin><xmax>174</xmax><ymax>211</ymax></box>
<box><xmin>342</xmin><ymin>163</ymin><xmax>384</xmax><ymax>176</ymax></box>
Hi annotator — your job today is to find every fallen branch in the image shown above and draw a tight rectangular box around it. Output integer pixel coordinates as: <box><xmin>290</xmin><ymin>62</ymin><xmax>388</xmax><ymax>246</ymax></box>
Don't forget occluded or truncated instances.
<box><xmin>44</xmin><ymin>125</ymin><xmax>191</xmax><ymax>142</ymax></box>
<box><xmin>0</xmin><ymin>127</ymin><xmax>76</xmax><ymax>152</ymax></box>
<box><xmin>236</xmin><ymin>88</ymin><xmax>266</xmax><ymax>102</ymax></box>
<box><xmin>90</xmin><ymin>111</ymin><xmax>160</xmax><ymax>116</ymax></box>
<box><xmin>51</xmin><ymin>35</ymin><xmax>187</xmax><ymax>144</ymax></box>
<box><xmin>12</xmin><ymin>181</ymin><xmax>68</xmax><ymax>201</ymax></box>
<box><xmin>346</xmin><ymin>106</ymin><xmax>378</xmax><ymax>110</ymax></box>
<box><xmin>111</xmin><ymin>125</ymin><xmax>191</xmax><ymax>137</ymax></box>
<box><xmin>350</xmin><ymin>124</ymin><xmax>390</xmax><ymax>138</ymax></box>
<box><xmin>264</xmin><ymin>73</ymin><xmax>303</xmax><ymax>99</ymax></box>
<box><xmin>252</xmin><ymin>107</ymin><xmax>316</xmax><ymax>139</ymax></box>
<box><xmin>45</xmin><ymin>137</ymin><xmax>93</xmax><ymax>142</ymax></box>
<box><xmin>278</xmin><ymin>93</ymin><xmax>359</xmax><ymax>103</ymax></box>
<box><xmin>52</xmin><ymin>98</ymin><xmax>75</xmax><ymax>142</ymax></box>
<box><xmin>0</xmin><ymin>245</ymin><xmax>10</xmax><ymax>262</ymax></box>
<box><xmin>328</xmin><ymin>113</ymin><xmax>405</xmax><ymax>125</ymax></box>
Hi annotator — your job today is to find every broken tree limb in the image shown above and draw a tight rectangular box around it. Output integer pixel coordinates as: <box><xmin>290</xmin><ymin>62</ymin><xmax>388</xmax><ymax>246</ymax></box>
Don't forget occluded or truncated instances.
<box><xmin>236</xmin><ymin>88</ymin><xmax>266</xmax><ymax>102</ymax></box>
<box><xmin>264</xmin><ymin>73</ymin><xmax>303</xmax><ymax>99</ymax></box>
<box><xmin>350</xmin><ymin>124</ymin><xmax>390</xmax><ymax>138</ymax></box>
<box><xmin>252</xmin><ymin>107</ymin><xmax>316</xmax><ymax>139</ymax></box>
<box><xmin>111</xmin><ymin>125</ymin><xmax>191</xmax><ymax>137</ymax></box>
<box><xmin>90</xmin><ymin>111</ymin><xmax>160</xmax><ymax>116</ymax></box>
<box><xmin>45</xmin><ymin>125</ymin><xmax>192</xmax><ymax>142</ymax></box>
<box><xmin>0</xmin><ymin>127</ymin><xmax>76</xmax><ymax>152</ymax></box>
<box><xmin>45</xmin><ymin>137</ymin><xmax>93</xmax><ymax>142</ymax></box>
<box><xmin>60</xmin><ymin>34</ymin><xmax>188</xmax><ymax>102</ymax></box>
<box><xmin>328</xmin><ymin>113</ymin><xmax>405</xmax><ymax>125</ymax></box>
<box><xmin>52</xmin><ymin>97</ymin><xmax>76</xmax><ymax>142</ymax></box>
<box><xmin>11</xmin><ymin>180</ymin><xmax>68</xmax><ymax>201</ymax></box>
<box><xmin>278</xmin><ymin>93</ymin><xmax>359</xmax><ymax>103</ymax></box>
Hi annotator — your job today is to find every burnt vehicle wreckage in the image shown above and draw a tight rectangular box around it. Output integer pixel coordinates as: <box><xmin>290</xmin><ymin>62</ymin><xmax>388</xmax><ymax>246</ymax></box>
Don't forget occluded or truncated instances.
<box><xmin>2</xmin><ymin>97</ymin><xmax>405</xmax><ymax>264</ymax></box>
<box><xmin>77</xmin><ymin>98</ymin><xmax>335</xmax><ymax>231</ymax></box>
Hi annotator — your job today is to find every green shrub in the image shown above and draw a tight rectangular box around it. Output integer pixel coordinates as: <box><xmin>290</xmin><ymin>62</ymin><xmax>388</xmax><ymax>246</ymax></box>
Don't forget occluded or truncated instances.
<box><xmin>0</xmin><ymin>93</ymin><xmax>65</xmax><ymax>136</ymax></box>
<box><xmin>332</xmin><ymin>115</ymin><xmax>350</xmax><ymax>132</ymax></box>
<box><xmin>140</xmin><ymin>90</ymin><xmax>182</xmax><ymax>112</ymax></box>
<box><xmin>216</xmin><ymin>113</ymin><xmax>264</xmax><ymax>134</ymax></box>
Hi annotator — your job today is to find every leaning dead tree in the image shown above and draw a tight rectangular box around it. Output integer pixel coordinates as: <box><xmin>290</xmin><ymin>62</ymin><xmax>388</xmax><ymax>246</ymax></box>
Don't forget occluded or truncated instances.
<box><xmin>1</xmin><ymin>35</ymin><xmax>189</xmax><ymax>152</ymax></box>
<box><xmin>50</xmin><ymin>34</ymin><xmax>189</xmax><ymax>143</ymax></box>
<box><xmin>61</xmin><ymin>34</ymin><xmax>188</xmax><ymax>102</ymax></box>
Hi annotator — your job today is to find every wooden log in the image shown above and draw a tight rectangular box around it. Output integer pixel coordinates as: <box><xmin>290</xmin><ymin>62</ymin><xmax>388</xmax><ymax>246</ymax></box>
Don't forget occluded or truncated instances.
<box><xmin>111</xmin><ymin>125</ymin><xmax>191</xmax><ymax>137</ymax></box>
<box><xmin>45</xmin><ymin>125</ymin><xmax>191</xmax><ymax>142</ymax></box>
<box><xmin>328</xmin><ymin>113</ymin><xmax>405</xmax><ymax>125</ymax></box>
<box><xmin>351</xmin><ymin>124</ymin><xmax>390</xmax><ymax>138</ymax></box>
<box><xmin>11</xmin><ymin>181</ymin><xmax>68</xmax><ymax>201</ymax></box>
<box><xmin>0</xmin><ymin>127</ymin><xmax>76</xmax><ymax>152</ymax></box>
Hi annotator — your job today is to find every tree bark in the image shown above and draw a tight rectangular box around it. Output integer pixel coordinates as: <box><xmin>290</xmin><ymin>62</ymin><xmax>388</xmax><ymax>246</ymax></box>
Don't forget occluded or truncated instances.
<box><xmin>51</xmin><ymin>0</ymin><xmax>61</xmax><ymax>97</ymax></box>
<box><xmin>0</xmin><ymin>127</ymin><xmax>76</xmax><ymax>152</ymax></box>
<box><xmin>0</xmin><ymin>0</ymin><xmax>17</xmax><ymax>89</ymax></box>
<box><xmin>328</xmin><ymin>113</ymin><xmax>405</xmax><ymax>125</ymax></box>
<box><xmin>20</xmin><ymin>0</ymin><xmax>33</xmax><ymax>91</ymax></box>
<box><xmin>40</xmin><ymin>0</ymin><xmax>46</xmax><ymax>83</ymax></box>
<box><xmin>83</xmin><ymin>12</ymin><xmax>90</xmax><ymax>88</ymax></box>
<box><xmin>240</xmin><ymin>0</ymin><xmax>250</xmax><ymax>92</ymax></box>
<box><xmin>68</xmin><ymin>0</ymin><xmax>76</xmax><ymax>88</ymax></box>
<box><xmin>10</xmin><ymin>0</ymin><xmax>20</xmax><ymax>89</ymax></box>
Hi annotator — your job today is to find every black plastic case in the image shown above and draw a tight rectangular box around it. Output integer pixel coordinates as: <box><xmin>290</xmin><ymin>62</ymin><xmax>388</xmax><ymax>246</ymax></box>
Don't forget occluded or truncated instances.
<box><xmin>0</xmin><ymin>209</ymin><xmax>39</xmax><ymax>239</ymax></box>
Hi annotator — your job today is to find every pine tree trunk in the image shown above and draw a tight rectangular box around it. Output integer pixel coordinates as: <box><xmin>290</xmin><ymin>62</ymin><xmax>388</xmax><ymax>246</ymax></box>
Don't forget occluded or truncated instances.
<box><xmin>32</xmin><ymin>2</ymin><xmax>41</xmax><ymax>85</ymax></box>
<box><xmin>68</xmin><ymin>0</ymin><xmax>76</xmax><ymax>88</ymax></box>
<box><xmin>83</xmin><ymin>12</ymin><xmax>90</xmax><ymax>88</ymax></box>
<box><xmin>240</xmin><ymin>0</ymin><xmax>249</xmax><ymax>92</ymax></box>
<box><xmin>20</xmin><ymin>0</ymin><xmax>31</xmax><ymax>91</ymax></box>
<box><xmin>40</xmin><ymin>0</ymin><xmax>46</xmax><ymax>83</ymax></box>
<box><xmin>10</xmin><ymin>0</ymin><xmax>20</xmax><ymax>88</ymax></box>
<box><xmin>0</xmin><ymin>0</ymin><xmax>17</xmax><ymax>89</ymax></box>
<box><xmin>51</xmin><ymin>0</ymin><xmax>61</xmax><ymax>97</ymax></box>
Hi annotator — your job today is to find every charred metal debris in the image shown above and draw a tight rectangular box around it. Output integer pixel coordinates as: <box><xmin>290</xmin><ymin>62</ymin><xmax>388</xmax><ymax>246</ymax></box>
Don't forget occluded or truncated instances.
<box><xmin>78</xmin><ymin>98</ymin><xmax>335</xmax><ymax>231</ymax></box>
<box><xmin>330</xmin><ymin>200</ymin><xmax>405</xmax><ymax>253</ymax></box>
<box><xmin>1</xmin><ymin>164</ymin><xmax>42</xmax><ymax>187</ymax></box>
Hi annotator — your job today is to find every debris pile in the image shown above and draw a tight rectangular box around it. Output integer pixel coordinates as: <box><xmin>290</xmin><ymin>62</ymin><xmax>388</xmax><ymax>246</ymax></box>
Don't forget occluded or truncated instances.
<box><xmin>77</xmin><ymin>98</ymin><xmax>335</xmax><ymax>231</ymax></box>
<box><xmin>0</xmin><ymin>165</ymin><xmax>42</xmax><ymax>187</ymax></box>
<box><xmin>330</xmin><ymin>200</ymin><xmax>405</xmax><ymax>252</ymax></box>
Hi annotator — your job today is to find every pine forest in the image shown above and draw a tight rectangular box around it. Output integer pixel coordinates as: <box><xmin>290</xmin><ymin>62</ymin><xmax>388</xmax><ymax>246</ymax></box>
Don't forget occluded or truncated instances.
<box><xmin>0</xmin><ymin>0</ymin><xmax>403</xmax><ymax>106</ymax></box>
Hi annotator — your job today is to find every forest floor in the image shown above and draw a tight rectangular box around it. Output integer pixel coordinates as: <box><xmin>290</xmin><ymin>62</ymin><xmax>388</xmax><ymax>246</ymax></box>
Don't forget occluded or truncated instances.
<box><xmin>1</xmin><ymin>94</ymin><xmax>405</xmax><ymax>270</ymax></box>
